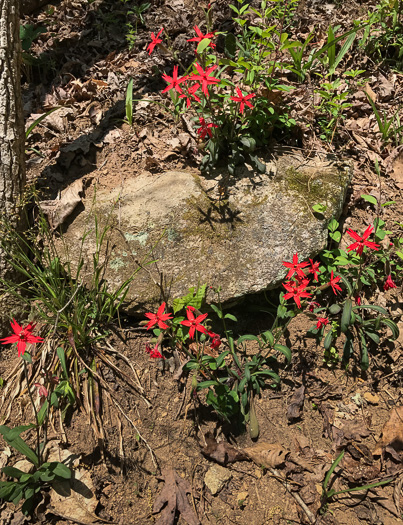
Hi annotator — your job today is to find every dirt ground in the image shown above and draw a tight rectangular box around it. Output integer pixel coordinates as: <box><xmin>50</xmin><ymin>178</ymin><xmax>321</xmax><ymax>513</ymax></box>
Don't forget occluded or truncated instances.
<box><xmin>0</xmin><ymin>0</ymin><xmax>402</xmax><ymax>523</ymax></box>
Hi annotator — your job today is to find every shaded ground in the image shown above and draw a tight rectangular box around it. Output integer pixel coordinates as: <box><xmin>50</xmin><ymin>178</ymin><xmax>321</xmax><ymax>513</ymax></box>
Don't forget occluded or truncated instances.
<box><xmin>0</xmin><ymin>0</ymin><xmax>402</xmax><ymax>523</ymax></box>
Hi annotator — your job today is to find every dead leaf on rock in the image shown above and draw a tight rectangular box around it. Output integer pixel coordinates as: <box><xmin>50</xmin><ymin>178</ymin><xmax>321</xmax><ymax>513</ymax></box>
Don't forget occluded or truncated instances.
<box><xmin>287</xmin><ymin>385</ymin><xmax>305</xmax><ymax>421</ymax></box>
<box><xmin>200</xmin><ymin>432</ymin><xmax>247</xmax><ymax>465</ymax></box>
<box><xmin>243</xmin><ymin>442</ymin><xmax>288</xmax><ymax>469</ymax></box>
<box><xmin>385</xmin><ymin>146</ymin><xmax>403</xmax><ymax>189</ymax></box>
<box><xmin>373</xmin><ymin>406</ymin><xmax>403</xmax><ymax>457</ymax></box>
<box><xmin>39</xmin><ymin>179</ymin><xmax>83</xmax><ymax>229</ymax></box>
<box><xmin>153</xmin><ymin>468</ymin><xmax>200</xmax><ymax>525</ymax></box>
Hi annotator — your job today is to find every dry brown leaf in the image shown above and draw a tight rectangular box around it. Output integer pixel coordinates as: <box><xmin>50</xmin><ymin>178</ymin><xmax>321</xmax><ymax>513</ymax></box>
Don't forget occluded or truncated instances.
<box><xmin>373</xmin><ymin>406</ymin><xmax>403</xmax><ymax>457</ymax></box>
<box><xmin>287</xmin><ymin>385</ymin><xmax>305</xmax><ymax>421</ymax></box>
<box><xmin>200</xmin><ymin>432</ymin><xmax>248</xmax><ymax>465</ymax></box>
<box><xmin>39</xmin><ymin>179</ymin><xmax>83</xmax><ymax>229</ymax></box>
<box><xmin>153</xmin><ymin>468</ymin><xmax>200</xmax><ymax>525</ymax></box>
<box><xmin>243</xmin><ymin>442</ymin><xmax>288</xmax><ymax>468</ymax></box>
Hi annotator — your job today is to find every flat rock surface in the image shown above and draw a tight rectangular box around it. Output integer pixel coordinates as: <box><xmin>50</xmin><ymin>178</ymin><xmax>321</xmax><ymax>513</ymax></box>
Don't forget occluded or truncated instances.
<box><xmin>61</xmin><ymin>151</ymin><xmax>352</xmax><ymax>312</ymax></box>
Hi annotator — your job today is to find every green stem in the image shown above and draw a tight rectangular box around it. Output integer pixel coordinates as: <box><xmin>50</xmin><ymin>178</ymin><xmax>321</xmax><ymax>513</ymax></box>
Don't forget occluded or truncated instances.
<box><xmin>23</xmin><ymin>360</ymin><xmax>42</xmax><ymax>466</ymax></box>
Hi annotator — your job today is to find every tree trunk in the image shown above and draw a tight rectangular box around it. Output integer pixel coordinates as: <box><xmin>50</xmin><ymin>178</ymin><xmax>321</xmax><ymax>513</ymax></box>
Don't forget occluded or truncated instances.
<box><xmin>0</xmin><ymin>0</ymin><xmax>26</xmax><ymax>335</ymax></box>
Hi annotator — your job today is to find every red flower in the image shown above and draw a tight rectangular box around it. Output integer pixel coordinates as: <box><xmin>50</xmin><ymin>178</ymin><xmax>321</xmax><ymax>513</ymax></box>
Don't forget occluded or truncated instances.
<box><xmin>347</xmin><ymin>225</ymin><xmax>380</xmax><ymax>256</ymax></box>
<box><xmin>316</xmin><ymin>317</ymin><xmax>329</xmax><ymax>329</ymax></box>
<box><xmin>179</xmin><ymin>83</ymin><xmax>201</xmax><ymax>108</ymax></box>
<box><xmin>145</xmin><ymin>342</ymin><xmax>164</xmax><ymax>359</ymax></box>
<box><xmin>147</xmin><ymin>27</ymin><xmax>164</xmax><ymax>55</ymax></box>
<box><xmin>230</xmin><ymin>87</ymin><xmax>256</xmax><ymax>114</ymax></box>
<box><xmin>188</xmin><ymin>26</ymin><xmax>216</xmax><ymax>48</ymax></box>
<box><xmin>181</xmin><ymin>306</ymin><xmax>208</xmax><ymax>339</ymax></box>
<box><xmin>283</xmin><ymin>280</ymin><xmax>312</xmax><ymax>309</ymax></box>
<box><xmin>354</xmin><ymin>294</ymin><xmax>361</xmax><ymax>305</ymax></box>
<box><xmin>208</xmin><ymin>331</ymin><xmax>221</xmax><ymax>350</ymax></box>
<box><xmin>308</xmin><ymin>301</ymin><xmax>321</xmax><ymax>312</ymax></box>
<box><xmin>282</xmin><ymin>253</ymin><xmax>309</xmax><ymax>280</ymax></box>
<box><xmin>189</xmin><ymin>63</ymin><xmax>219</xmax><ymax>95</ymax></box>
<box><xmin>383</xmin><ymin>275</ymin><xmax>397</xmax><ymax>291</ymax></box>
<box><xmin>308</xmin><ymin>259</ymin><xmax>321</xmax><ymax>281</ymax></box>
<box><xmin>197</xmin><ymin>117</ymin><xmax>218</xmax><ymax>139</ymax></box>
<box><xmin>328</xmin><ymin>271</ymin><xmax>342</xmax><ymax>295</ymax></box>
<box><xmin>0</xmin><ymin>319</ymin><xmax>43</xmax><ymax>358</ymax></box>
<box><xmin>144</xmin><ymin>302</ymin><xmax>173</xmax><ymax>330</ymax></box>
<box><xmin>162</xmin><ymin>66</ymin><xmax>188</xmax><ymax>94</ymax></box>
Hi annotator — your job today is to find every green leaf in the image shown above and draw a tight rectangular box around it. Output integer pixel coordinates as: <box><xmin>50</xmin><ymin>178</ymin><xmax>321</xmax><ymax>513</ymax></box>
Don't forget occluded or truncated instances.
<box><xmin>0</xmin><ymin>481</ymin><xmax>20</xmax><ymax>501</ymax></box>
<box><xmin>343</xmin><ymin>332</ymin><xmax>354</xmax><ymax>362</ymax></box>
<box><xmin>273</xmin><ymin>344</ymin><xmax>291</xmax><ymax>363</ymax></box>
<box><xmin>323</xmin><ymin>331</ymin><xmax>333</xmax><ymax>351</ymax></box>
<box><xmin>1</xmin><ymin>467</ymin><xmax>28</xmax><ymax>479</ymax></box>
<box><xmin>312</xmin><ymin>204</ymin><xmax>327</xmax><ymax>214</ymax></box>
<box><xmin>224</xmin><ymin>313</ymin><xmax>237</xmax><ymax>322</ymax></box>
<box><xmin>359</xmin><ymin>331</ymin><xmax>369</xmax><ymax>371</ymax></box>
<box><xmin>25</xmin><ymin>107</ymin><xmax>61</xmax><ymax>139</ymax></box>
<box><xmin>49</xmin><ymin>462</ymin><xmax>72</xmax><ymax>480</ymax></box>
<box><xmin>0</xmin><ymin>425</ymin><xmax>39</xmax><ymax>467</ymax></box>
<box><xmin>56</xmin><ymin>347</ymin><xmax>68</xmax><ymax>379</ymax></box>
<box><xmin>224</xmin><ymin>33</ymin><xmax>237</xmax><ymax>58</ymax></box>
<box><xmin>210</xmin><ymin>304</ymin><xmax>223</xmax><ymax>319</ymax></box>
<box><xmin>261</xmin><ymin>330</ymin><xmax>274</xmax><ymax>346</ymax></box>
<box><xmin>237</xmin><ymin>334</ymin><xmax>259</xmax><ymax>345</ymax></box>
<box><xmin>37</xmin><ymin>400</ymin><xmax>48</xmax><ymax>426</ymax></box>
<box><xmin>352</xmin><ymin>304</ymin><xmax>388</xmax><ymax>315</ymax></box>
<box><xmin>329</xmin><ymin>303</ymin><xmax>342</xmax><ymax>315</ymax></box>
<box><xmin>197</xmin><ymin>38</ymin><xmax>211</xmax><ymax>54</ymax></box>
<box><xmin>341</xmin><ymin>299</ymin><xmax>353</xmax><ymax>334</ymax></box>
<box><xmin>254</xmin><ymin>370</ymin><xmax>280</xmax><ymax>383</ymax></box>
<box><xmin>125</xmin><ymin>78</ymin><xmax>133</xmax><ymax>126</ymax></box>
<box><xmin>22</xmin><ymin>353</ymin><xmax>32</xmax><ymax>364</ymax></box>
<box><xmin>380</xmin><ymin>318</ymin><xmax>399</xmax><ymax>340</ymax></box>
<box><xmin>324</xmin><ymin>450</ymin><xmax>344</xmax><ymax>492</ymax></box>
<box><xmin>197</xmin><ymin>380</ymin><xmax>219</xmax><ymax>389</ymax></box>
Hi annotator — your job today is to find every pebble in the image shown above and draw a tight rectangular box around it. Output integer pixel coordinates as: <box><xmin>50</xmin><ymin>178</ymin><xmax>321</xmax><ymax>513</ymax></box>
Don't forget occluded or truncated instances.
<box><xmin>204</xmin><ymin>465</ymin><xmax>232</xmax><ymax>495</ymax></box>
<box><xmin>363</xmin><ymin>392</ymin><xmax>380</xmax><ymax>405</ymax></box>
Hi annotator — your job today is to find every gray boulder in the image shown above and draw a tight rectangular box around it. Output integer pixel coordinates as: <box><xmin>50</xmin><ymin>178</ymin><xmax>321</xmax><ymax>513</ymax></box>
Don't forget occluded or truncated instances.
<box><xmin>60</xmin><ymin>152</ymin><xmax>351</xmax><ymax>312</ymax></box>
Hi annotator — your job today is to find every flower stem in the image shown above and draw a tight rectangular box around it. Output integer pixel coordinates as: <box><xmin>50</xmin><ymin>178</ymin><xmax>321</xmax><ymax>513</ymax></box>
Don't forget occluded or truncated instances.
<box><xmin>23</xmin><ymin>359</ymin><xmax>42</xmax><ymax>466</ymax></box>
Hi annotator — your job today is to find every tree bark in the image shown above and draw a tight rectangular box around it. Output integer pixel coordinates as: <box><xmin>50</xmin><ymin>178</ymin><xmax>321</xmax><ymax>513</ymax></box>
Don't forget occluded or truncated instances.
<box><xmin>0</xmin><ymin>0</ymin><xmax>26</xmax><ymax>335</ymax></box>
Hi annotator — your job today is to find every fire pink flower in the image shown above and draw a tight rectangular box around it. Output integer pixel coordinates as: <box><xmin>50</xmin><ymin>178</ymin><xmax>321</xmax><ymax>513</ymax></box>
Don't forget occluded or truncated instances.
<box><xmin>308</xmin><ymin>301</ymin><xmax>321</xmax><ymax>312</ymax></box>
<box><xmin>328</xmin><ymin>271</ymin><xmax>342</xmax><ymax>295</ymax></box>
<box><xmin>282</xmin><ymin>253</ymin><xmax>309</xmax><ymax>280</ymax></box>
<box><xmin>145</xmin><ymin>342</ymin><xmax>164</xmax><ymax>359</ymax></box>
<box><xmin>347</xmin><ymin>225</ymin><xmax>380</xmax><ymax>256</ymax></box>
<box><xmin>208</xmin><ymin>331</ymin><xmax>221</xmax><ymax>350</ymax></box>
<box><xmin>188</xmin><ymin>26</ymin><xmax>216</xmax><ymax>48</ymax></box>
<box><xmin>308</xmin><ymin>259</ymin><xmax>321</xmax><ymax>281</ymax></box>
<box><xmin>162</xmin><ymin>66</ymin><xmax>188</xmax><ymax>94</ymax></box>
<box><xmin>189</xmin><ymin>63</ymin><xmax>219</xmax><ymax>95</ymax></box>
<box><xmin>230</xmin><ymin>87</ymin><xmax>256</xmax><ymax>114</ymax></box>
<box><xmin>179</xmin><ymin>83</ymin><xmax>201</xmax><ymax>108</ymax></box>
<box><xmin>197</xmin><ymin>117</ymin><xmax>218</xmax><ymax>139</ymax></box>
<box><xmin>283</xmin><ymin>280</ymin><xmax>312</xmax><ymax>309</ymax></box>
<box><xmin>147</xmin><ymin>28</ymin><xmax>164</xmax><ymax>55</ymax></box>
<box><xmin>354</xmin><ymin>295</ymin><xmax>362</xmax><ymax>305</ymax></box>
<box><xmin>383</xmin><ymin>275</ymin><xmax>397</xmax><ymax>291</ymax></box>
<box><xmin>181</xmin><ymin>307</ymin><xmax>208</xmax><ymax>339</ymax></box>
<box><xmin>0</xmin><ymin>319</ymin><xmax>43</xmax><ymax>358</ymax></box>
<box><xmin>316</xmin><ymin>317</ymin><xmax>329</xmax><ymax>329</ymax></box>
<box><xmin>144</xmin><ymin>302</ymin><xmax>173</xmax><ymax>330</ymax></box>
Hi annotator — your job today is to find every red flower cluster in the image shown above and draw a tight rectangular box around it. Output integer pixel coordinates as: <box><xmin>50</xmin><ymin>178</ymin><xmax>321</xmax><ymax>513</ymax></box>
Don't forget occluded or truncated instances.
<box><xmin>282</xmin><ymin>279</ymin><xmax>312</xmax><ymax>309</ymax></box>
<box><xmin>0</xmin><ymin>319</ymin><xmax>43</xmax><ymax>358</ymax></box>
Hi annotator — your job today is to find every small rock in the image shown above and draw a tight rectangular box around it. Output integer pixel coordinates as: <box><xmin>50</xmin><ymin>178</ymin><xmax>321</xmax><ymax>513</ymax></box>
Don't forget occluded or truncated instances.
<box><xmin>204</xmin><ymin>465</ymin><xmax>232</xmax><ymax>495</ymax></box>
<box><xmin>237</xmin><ymin>491</ymin><xmax>249</xmax><ymax>507</ymax></box>
<box><xmin>363</xmin><ymin>392</ymin><xmax>379</xmax><ymax>405</ymax></box>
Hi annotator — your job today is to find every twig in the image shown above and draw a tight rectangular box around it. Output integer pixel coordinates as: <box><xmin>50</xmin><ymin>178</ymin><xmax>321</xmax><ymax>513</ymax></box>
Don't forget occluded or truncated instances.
<box><xmin>269</xmin><ymin>467</ymin><xmax>316</xmax><ymax>524</ymax></box>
